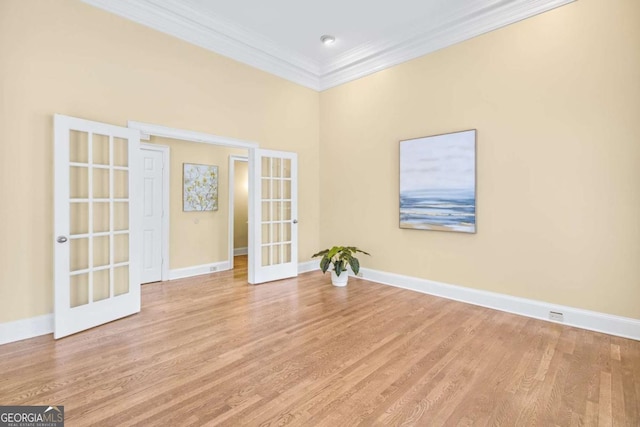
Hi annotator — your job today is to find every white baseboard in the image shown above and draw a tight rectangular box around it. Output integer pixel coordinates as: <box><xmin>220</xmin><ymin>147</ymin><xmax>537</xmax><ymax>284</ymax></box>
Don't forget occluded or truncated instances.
<box><xmin>1</xmin><ymin>259</ymin><xmax>233</xmax><ymax>346</ymax></box>
<box><xmin>4</xmin><ymin>264</ymin><xmax>636</xmax><ymax>347</ymax></box>
<box><xmin>358</xmin><ymin>267</ymin><xmax>640</xmax><ymax>341</ymax></box>
<box><xmin>298</xmin><ymin>260</ymin><xmax>319</xmax><ymax>274</ymax></box>
<box><xmin>233</xmin><ymin>247</ymin><xmax>248</xmax><ymax>256</ymax></box>
<box><xmin>0</xmin><ymin>313</ymin><xmax>53</xmax><ymax>345</ymax></box>
<box><xmin>169</xmin><ymin>260</ymin><xmax>231</xmax><ymax>280</ymax></box>
<box><xmin>154</xmin><ymin>259</ymin><xmax>318</xmax><ymax>281</ymax></box>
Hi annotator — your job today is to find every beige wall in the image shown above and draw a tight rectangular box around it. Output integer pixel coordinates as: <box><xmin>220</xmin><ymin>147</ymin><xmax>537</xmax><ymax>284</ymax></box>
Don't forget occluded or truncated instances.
<box><xmin>319</xmin><ymin>0</ymin><xmax>640</xmax><ymax>319</ymax></box>
<box><xmin>233</xmin><ymin>161</ymin><xmax>249</xmax><ymax>250</ymax></box>
<box><xmin>1</xmin><ymin>0</ymin><xmax>638</xmax><ymax>326</ymax></box>
<box><xmin>0</xmin><ymin>0</ymin><xmax>320</xmax><ymax>323</ymax></box>
<box><xmin>149</xmin><ymin>137</ymin><xmax>245</xmax><ymax>269</ymax></box>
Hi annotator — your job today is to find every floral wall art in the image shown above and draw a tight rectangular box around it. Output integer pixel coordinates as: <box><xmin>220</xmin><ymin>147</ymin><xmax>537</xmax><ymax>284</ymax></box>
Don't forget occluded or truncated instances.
<box><xmin>400</xmin><ymin>130</ymin><xmax>476</xmax><ymax>233</ymax></box>
<box><xmin>183</xmin><ymin>163</ymin><xmax>218</xmax><ymax>212</ymax></box>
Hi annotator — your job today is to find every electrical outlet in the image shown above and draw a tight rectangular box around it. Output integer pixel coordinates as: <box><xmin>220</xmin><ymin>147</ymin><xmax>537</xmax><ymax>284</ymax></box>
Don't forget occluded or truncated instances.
<box><xmin>209</xmin><ymin>266</ymin><xmax>218</xmax><ymax>272</ymax></box>
<box><xmin>549</xmin><ymin>311</ymin><xmax>564</xmax><ymax>322</ymax></box>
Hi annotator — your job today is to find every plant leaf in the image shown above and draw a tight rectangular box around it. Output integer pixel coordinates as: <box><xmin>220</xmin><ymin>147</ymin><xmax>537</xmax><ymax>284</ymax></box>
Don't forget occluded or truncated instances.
<box><xmin>319</xmin><ymin>257</ymin><xmax>331</xmax><ymax>273</ymax></box>
<box><xmin>334</xmin><ymin>261</ymin><xmax>343</xmax><ymax>276</ymax></box>
<box><xmin>349</xmin><ymin>257</ymin><xmax>360</xmax><ymax>275</ymax></box>
<box><xmin>326</xmin><ymin>246</ymin><xmax>341</xmax><ymax>259</ymax></box>
<box><xmin>312</xmin><ymin>249</ymin><xmax>329</xmax><ymax>258</ymax></box>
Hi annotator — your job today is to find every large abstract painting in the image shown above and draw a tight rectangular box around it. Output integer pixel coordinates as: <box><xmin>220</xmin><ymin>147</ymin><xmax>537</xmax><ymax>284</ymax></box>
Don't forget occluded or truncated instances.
<box><xmin>183</xmin><ymin>163</ymin><xmax>218</xmax><ymax>212</ymax></box>
<box><xmin>400</xmin><ymin>130</ymin><xmax>476</xmax><ymax>233</ymax></box>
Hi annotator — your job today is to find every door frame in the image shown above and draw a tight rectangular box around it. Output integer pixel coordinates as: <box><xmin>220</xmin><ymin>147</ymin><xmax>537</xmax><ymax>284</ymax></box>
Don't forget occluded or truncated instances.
<box><xmin>140</xmin><ymin>143</ymin><xmax>170</xmax><ymax>282</ymax></box>
<box><xmin>228</xmin><ymin>155</ymin><xmax>249</xmax><ymax>270</ymax></box>
<box><xmin>127</xmin><ymin>121</ymin><xmax>258</xmax><ymax>281</ymax></box>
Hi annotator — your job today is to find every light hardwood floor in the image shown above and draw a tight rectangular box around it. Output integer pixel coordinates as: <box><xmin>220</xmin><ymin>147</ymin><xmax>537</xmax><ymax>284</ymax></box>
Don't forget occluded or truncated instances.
<box><xmin>1</xmin><ymin>256</ymin><xmax>639</xmax><ymax>426</ymax></box>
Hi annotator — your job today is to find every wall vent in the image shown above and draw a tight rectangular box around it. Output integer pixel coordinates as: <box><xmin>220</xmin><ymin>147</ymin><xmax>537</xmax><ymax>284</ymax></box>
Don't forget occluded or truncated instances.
<box><xmin>549</xmin><ymin>311</ymin><xmax>564</xmax><ymax>322</ymax></box>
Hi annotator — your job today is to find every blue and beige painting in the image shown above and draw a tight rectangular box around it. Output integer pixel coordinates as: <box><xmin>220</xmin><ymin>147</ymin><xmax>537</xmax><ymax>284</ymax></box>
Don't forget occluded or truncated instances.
<box><xmin>400</xmin><ymin>130</ymin><xmax>476</xmax><ymax>233</ymax></box>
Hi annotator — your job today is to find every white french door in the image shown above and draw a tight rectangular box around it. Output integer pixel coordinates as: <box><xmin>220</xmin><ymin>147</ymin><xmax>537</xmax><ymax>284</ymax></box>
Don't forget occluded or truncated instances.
<box><xmin>53</xmin><ymin>115</ymin><xmax>141</xmax><ymax>339</ymax></box>
<box><xmin>249</xmin><ymin>149</ymin><xmax>298</xmax><ymax>284</ymax></box>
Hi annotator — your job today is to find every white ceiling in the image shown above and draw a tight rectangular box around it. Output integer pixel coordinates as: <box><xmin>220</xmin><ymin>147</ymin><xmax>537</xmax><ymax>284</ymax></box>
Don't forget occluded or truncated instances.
<box><xmin>82</xmin><ymin>0</ymin><xmax>575</xmax><ymax>91</ymax></box>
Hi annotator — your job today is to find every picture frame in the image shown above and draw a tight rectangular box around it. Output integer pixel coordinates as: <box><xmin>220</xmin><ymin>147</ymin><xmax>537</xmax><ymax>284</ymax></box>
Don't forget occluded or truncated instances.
<box><xmin>183</xmin><ymin>163</ymin><xmax>218</xmax><ymax>212</ymax></box>
<box><xmin>399</xmin><ymin>129</ymin><xmax>476</xmax><ymax>233</ymax></box>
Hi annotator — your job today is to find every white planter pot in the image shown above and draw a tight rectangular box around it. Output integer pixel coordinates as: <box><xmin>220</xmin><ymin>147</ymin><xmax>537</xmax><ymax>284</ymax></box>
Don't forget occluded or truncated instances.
<box><xmin>331</xmin><ymin>270</ymin><xmax>349</xmax><ymax>287</ymax></box>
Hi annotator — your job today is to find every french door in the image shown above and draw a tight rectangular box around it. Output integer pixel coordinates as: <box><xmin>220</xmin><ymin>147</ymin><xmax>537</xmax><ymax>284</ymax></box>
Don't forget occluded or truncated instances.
<box><xmin>53</xmin><ymin>115</ymin><xmax>141</xmax><ymax>339</ymax></box>
<box><xmin>249</xmin><ymin>149</ymin><xmax>298</xmax><ymax>284</ymax></box>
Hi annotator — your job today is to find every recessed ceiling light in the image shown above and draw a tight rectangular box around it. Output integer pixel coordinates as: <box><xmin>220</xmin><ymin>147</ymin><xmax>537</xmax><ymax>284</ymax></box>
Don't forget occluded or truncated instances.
<box><xmin>320</xmin><ymin>35</ymin><xmax>336</xmax><ymax>45</ymax></box>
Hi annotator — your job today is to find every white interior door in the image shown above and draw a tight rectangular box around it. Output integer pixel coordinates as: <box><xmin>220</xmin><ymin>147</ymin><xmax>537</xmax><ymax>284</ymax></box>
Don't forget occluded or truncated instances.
<box><xmin>54</xmin><ymin>114</ymin><xmax>141</xmax><ymax>339</ymax></box>
<box><xmin>141</xmin><ymin>148</ymin><xmax>164</xmax><ymax>283</ymax></box>
<box><xmin>249</xmin><ymin>149</ymin><xmax>298</xmax><ymax>284</ymax></box>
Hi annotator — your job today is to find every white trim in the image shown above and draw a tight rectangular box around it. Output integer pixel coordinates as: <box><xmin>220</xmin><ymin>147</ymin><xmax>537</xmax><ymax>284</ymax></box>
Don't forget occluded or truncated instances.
<box><xmin>82</xmin><ymin>0</ymin><xmax>320</xmax><ymax>90</ymax></box>
<box><xmin>0</xmin><ymin>314</ymin><xmax>54</xmax><ymax>346</ymax></box>
<box><xmin>4</xmin><ymin>264</ymin><xmax>637</xmax><ymax>345</ymax></box>
<box><xmin>140</xmin><ymin>143</ymin><xmax>170</xmax><ymax>282</ymax></box>
<box><xmin>247</xmin><ymin>152</ymin><xmax>256</xmax><ymax>283</ymax></box>
<box><xmin>83</xmin><ymin>0</ymin><xmax>575</xmax><ymax>91</ymax></box>
<box><xmin>228</xmin><ymin>156</ymin><xmax>249</xmax><ymax>269</ymax></box>
<box><xmin>318</xmin><ymin>0</ymin><xmax>576</xmax><ymax>90</ymax></box>
<box><xmin>356</xmin><ymin>267</ymin><xmax>640</xmax><ymax>341</ymax></box>
<box><xmin>169</xmin><ymin>261</ymin><xmax>231</xmax><ymax>281</ymax></box>
<box><xmin>298</xmin><ymin>260</ymin><xmax>319</xmax><ymax>274</ymax></box>
<box><xmin>234</xmin><ymin>247</ymin><xmax>248</xmax><ymax>256</ymax></box>
<box><xmin>128</xmin><ymin>122</ymin><xmax>258</xmax><ymax>150</ymax></box>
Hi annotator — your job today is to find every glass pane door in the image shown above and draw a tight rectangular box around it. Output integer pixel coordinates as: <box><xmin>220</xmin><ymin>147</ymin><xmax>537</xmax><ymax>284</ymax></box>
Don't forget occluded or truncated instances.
<box><xmin>249</xmin><ymin>149</ymin><xmax>297</xmax><ymax>284</ymax></box>
<box><xmin>54</xmin><ymin>115</ymin><xmax>140</xmax><ymax>338</ymax></box>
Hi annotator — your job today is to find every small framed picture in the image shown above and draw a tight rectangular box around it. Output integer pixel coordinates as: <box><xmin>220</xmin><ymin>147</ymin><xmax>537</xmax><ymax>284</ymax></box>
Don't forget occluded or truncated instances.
<box><xmin>183</xmin><ymin>163</ymin><xmax>218</xmax><ymax>212</ymax></box>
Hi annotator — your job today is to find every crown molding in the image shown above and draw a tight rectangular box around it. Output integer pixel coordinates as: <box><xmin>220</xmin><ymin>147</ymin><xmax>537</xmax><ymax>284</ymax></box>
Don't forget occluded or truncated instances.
<box><xmin>319</xmin><ymin>0</ymin><xmax>576</xmax><ymax>90</ymax></box>
<box><xmin>82</xmin><ymin>0</ymin><xmax>321</xmax><ymax>90</ymax></box>
<box><xmin>82</xmin><ymin>0</ymin><xmax>576</xmax><ymax>92</ymax></box>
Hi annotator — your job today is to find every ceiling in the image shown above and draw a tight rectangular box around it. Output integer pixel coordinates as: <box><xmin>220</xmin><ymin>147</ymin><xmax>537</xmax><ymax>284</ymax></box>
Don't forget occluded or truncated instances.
<box><xmin>82</xmin><ymin>0</ymin><xmax>575</xmax><ymax>91</ymax></box>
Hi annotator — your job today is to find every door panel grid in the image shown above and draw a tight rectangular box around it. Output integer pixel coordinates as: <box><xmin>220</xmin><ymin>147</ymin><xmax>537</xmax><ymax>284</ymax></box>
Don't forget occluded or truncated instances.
<box><xmin>67</xmin><ymin>131</ymin><xmax>131</xmax><ymax>306</ymax></box>
<box><xmin>260</xmin><ymin>157</ymin><xmax>293</xmax><ymax>267</ymax></box>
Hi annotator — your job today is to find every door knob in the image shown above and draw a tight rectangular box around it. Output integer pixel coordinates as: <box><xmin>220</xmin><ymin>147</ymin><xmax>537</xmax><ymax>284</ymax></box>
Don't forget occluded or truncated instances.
<box><xmin>292</xmin><ymin>219</ymin><xmax>298</xmax><ymax>224</ymax></box>
<box><xmin>56</xmin><ymin>236</ymin><xmax>68</xmax><ymax>243</ymax></box>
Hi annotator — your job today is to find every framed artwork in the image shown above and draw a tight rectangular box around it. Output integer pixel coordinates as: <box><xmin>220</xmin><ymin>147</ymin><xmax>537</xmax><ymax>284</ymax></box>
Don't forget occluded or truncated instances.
<box><xmin>183</xmin><ymin>163</ymin><xmax>218</xmax><ymax>211</ymax></box>
<box><xmin>399</xmin><ymin>129</ymin><xmax>476</xmax><ymax>233</ymax></box>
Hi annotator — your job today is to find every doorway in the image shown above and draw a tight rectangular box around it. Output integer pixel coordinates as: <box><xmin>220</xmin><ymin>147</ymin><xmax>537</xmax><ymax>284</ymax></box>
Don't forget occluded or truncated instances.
<box><xmin>229</xmin><ymin>156</ymin><xmax>248</xmax><ymax>271</ymax></box>
<box><xmin>142</xmin><ymin>137</ymin><xmax>247</xmax><ymax>280</ymax></box>
<box><xmin>128</xmin><ymin>121</ymin><xmax>299</xmax><ymax>284</ymax></box>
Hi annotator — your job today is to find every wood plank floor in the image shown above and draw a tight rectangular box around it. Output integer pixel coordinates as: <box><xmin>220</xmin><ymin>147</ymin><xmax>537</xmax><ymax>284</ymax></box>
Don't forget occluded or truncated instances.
<box><xmin>1</xmin><ymin>256</ymin><xmax>639</xmax><ymax>426</ymax></box>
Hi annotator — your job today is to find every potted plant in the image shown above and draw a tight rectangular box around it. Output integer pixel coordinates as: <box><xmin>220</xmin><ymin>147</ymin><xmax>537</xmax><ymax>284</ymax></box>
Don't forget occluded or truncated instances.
<box><xmin>311</xmin><ymin>246</ymin><xmax>370</xmax><ymax>287</ymax></box>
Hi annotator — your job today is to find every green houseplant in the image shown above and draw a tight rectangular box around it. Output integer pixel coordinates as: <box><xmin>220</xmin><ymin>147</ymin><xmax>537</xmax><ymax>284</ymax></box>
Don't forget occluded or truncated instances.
<box><xmin>311</xmin><ymin>246</ymin><xmax>370</xmax><ymax>287</ymax></box>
